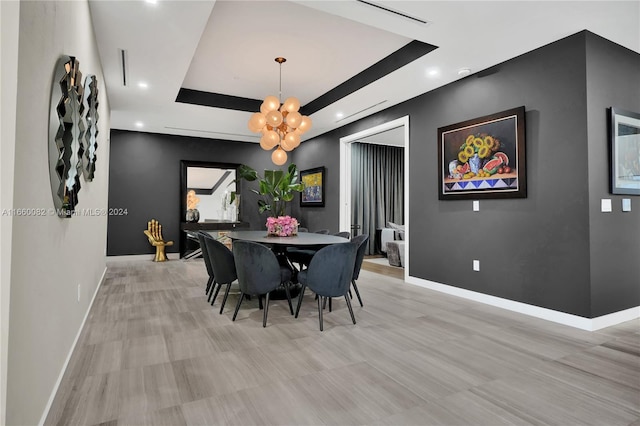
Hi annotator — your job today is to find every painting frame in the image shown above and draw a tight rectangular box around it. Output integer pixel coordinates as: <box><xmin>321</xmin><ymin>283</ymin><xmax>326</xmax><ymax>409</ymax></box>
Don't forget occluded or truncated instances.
<box><xmin>300</xmin><ymin>166</ymin><xmax>326</xmax><ymax>207</ymax></box>
<box><xmin>609</xmin><ymin>107</ymin><xmax>640</xmax><ymax>196</ymax></box>
<box><xmin>438</xmin><ymin>106</ymin><xmax>527</xmax><ymax>200</ymax></box>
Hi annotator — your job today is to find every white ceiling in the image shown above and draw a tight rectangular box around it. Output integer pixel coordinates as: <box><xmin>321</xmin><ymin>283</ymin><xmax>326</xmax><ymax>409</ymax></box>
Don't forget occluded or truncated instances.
<box><xmin>356</xmin><ymin>126</ymin><xmax>406</xmax><ymax>147</ymax></box>
<box><xmin>88</xmin><ymin>0</ymin><xmax>640</xmax><ymax>146</ymax></box>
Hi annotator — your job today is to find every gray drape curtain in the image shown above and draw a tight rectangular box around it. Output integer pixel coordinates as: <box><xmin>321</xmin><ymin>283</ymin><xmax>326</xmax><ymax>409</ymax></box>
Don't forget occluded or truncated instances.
<box><xmin>351</xmin><ymin>143</ymin><xmax>404</xmax><ymax>255</ymax></box>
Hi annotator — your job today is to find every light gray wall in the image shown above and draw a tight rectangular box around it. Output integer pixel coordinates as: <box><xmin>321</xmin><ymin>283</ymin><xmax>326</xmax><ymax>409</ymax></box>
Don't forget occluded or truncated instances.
<box><xmin>5</xmin><ymin>2</ymin><xmax>110</xmax><ymax>424</ymax></box>
<box><xmin>1</xmin><ymin>2</ymin><xmax>21</xmax><ymax>424</ymax></box>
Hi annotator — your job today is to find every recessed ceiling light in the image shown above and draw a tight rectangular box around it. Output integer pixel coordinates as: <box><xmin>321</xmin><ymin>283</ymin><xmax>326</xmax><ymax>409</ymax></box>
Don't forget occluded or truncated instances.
<box><xmin>138</xmin><ymin>82</ymin><xmax>148</xmax><ymax>89</ymax></box>
<box><xmin>336</xmin><ymin>112</ymin><xmax>344</xmax><ymax>119</ymax></box>
<box><xmin>458</xmin><ymin>68</ymin><xmax>471</xmax><ymax>76</ymax></box>
<box><xmin>145</xmin><ymin>0</ymin><xmax>157</xmax><ymax>4</ymax></box>
<box><xmin>427</xmin><ymin>68</ymin><xmax>439</xmax><ymax>77</ymax></box>
<box><xmin>135</xmin><ymin>121</ymin><xmax>144</xmax><ymax>128</ymax></box>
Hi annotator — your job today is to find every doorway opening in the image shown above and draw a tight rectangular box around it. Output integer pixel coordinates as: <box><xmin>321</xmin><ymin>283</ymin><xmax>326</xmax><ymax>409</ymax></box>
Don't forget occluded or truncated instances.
<box><xmin>339</xmin><ymin>116</ymin><xmax>409</xmax><ymax>281</ymax></box>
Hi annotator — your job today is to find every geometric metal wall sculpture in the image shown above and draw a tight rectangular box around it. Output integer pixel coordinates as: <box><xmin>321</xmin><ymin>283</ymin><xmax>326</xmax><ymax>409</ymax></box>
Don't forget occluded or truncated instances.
<box><xmin>82</xmin><ymin>74</ymin><xmax>99</xmax><ymax>181</ymax></box>
<box><xmin>48</xmin><ymin>55</ymin><xmax>86</xmax><ymax>217</ymax></box>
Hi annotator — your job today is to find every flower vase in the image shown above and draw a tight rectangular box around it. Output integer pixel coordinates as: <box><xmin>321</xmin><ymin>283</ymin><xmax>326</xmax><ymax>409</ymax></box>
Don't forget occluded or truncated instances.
<box><xmin>469</xmin><ymin>154</ymin><xmax>482</xmax><ymax>174</ymax></box>
<box><xmin>186</xmin><ymin>208</ymin><xmax>200</xmax><ymax>223</ymax></box>
<box><xmin>266</xmin><ymin>216</ymin><xmax>299</xmax><ymax>237</ymax></box>
<box><xmin>233</xmin><ymin>194</ymin><xmax>241</xmax><ymax>222</ymax></box>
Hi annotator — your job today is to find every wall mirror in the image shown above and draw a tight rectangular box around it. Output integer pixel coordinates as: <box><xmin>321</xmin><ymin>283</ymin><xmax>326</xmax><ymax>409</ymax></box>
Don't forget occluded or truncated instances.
<box><xmin>180</xmin><ymin>161</ymin><xmax>241</xmax><ymax>223</ymax></box>
<box><xmin>82</xmin><ymin>74</ymin><xmax>99</xmax><ymax>181</ymax></box>
<box><xmin>48</xmin><ymin>55</ymin><xmax>85</xmax><ymax>217</ymax></box>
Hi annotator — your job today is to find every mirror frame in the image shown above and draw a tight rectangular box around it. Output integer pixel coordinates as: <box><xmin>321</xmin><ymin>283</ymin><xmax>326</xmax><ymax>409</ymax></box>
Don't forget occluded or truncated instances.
<box><xmin>180</xmin><ymin>160</ymin><xmax>242</xmax><ymax>224</ymax></box>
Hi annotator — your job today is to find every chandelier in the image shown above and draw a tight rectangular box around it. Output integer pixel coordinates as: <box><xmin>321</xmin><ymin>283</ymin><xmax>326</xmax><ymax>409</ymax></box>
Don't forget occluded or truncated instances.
<box><xmin>247</xmin><ymin>57</ymin><xmax>312</xmax><ymax>166</ymax></box>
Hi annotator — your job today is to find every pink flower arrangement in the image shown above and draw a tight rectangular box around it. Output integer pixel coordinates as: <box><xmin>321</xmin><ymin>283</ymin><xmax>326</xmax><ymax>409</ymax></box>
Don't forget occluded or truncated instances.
<box><xmin>266</xmin><ymin>215</ymin><xmax>299</xmax><ymax>237</ymax></box>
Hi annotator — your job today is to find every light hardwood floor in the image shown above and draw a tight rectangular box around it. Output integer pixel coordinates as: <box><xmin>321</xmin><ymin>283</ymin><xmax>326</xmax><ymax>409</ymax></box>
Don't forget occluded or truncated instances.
<box><xmin>362</xmin><ymin>256</ymin><xmax>404</xmax><ymax>280</ymax></box>
<box><xmin>45</xmin><ymin>259</ymin><xmax>639</xmax><ymax>425</ymax></box>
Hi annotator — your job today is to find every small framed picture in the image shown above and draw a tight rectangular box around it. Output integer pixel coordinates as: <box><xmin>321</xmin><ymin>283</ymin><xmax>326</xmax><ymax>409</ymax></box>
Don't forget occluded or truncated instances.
<box><xmin>300</xmin><ymin>166</ymin><xmax>325</xmax><ymax>207</ymax></box>
<box><xmin>609</xmin><ymin>107</ymin><xmax>640</xmax><ymax>195</ymax></box>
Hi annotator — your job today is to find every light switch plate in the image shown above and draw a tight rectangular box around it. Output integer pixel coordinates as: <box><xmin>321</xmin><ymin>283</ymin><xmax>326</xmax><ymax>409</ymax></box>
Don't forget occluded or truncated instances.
<box><xmin>601</xmin><ymin>199</ymin><xmax>612</xmax><ymax>212</ymax></box>
<box><xmin>473</xmin><ymin>200</ymin><xmax>479</xmax><ymax>212</ymax></box>
<box><xmin>473</xmin><ymin>260</ymin><xmax>480</xmax><ymax>271</ymax></box>
<box><xmin>622</xmin><ymin>198</ymin><xmax>631</xmax><ymax>212</ymax></box>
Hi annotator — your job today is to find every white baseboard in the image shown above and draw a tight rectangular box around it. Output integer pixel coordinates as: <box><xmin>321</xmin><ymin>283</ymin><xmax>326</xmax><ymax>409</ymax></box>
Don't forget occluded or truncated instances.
<box><xmin>106</xmin><ymin>254</ymin><xmax>155</xmax><ymax>262</ymax></box>
<box><xmin>591</xmin><ymin>306</ymin><xmax>640</xmax><ymax>330</ymax></box>
<box><xmin>38</xmin><ymin>267</ymin><xmax>107</xmax><ymax>426</ymax></box>
<box><xmin>405</xmin><ymin>275</ymin><xmax>639</xmax><ymax>331</ymax></box>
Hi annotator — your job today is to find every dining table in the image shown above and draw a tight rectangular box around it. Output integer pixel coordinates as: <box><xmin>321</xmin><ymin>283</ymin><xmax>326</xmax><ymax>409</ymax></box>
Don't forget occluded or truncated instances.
<box><xmin>221</xmin><ymin>230</ymin><xmax>350</xmax><ymax>299</ymax></box>
<box><xmin>224</xmin><ymin>230</ymin><xmax>350</xmax><ymax>247</ymax></box>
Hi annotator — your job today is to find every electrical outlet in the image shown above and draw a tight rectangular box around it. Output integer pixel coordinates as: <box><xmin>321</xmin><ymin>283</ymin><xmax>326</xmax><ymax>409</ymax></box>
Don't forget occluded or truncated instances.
<box><xmin>473</xmin><ymin>260</ymin><xmax>480</xmax><ymax>271</ymax></box>
<box><xmin>77</xmin><ymin>284</ymin><xmax>81</xmax><ymax>302</ymax></box>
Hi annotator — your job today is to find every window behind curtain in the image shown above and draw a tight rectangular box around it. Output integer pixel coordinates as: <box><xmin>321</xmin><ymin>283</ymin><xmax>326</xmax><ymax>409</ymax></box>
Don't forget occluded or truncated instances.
<box><xmin>351</xmin><ymin>142</ymin><xmax>404</xmax><ymax>255</ymax></box>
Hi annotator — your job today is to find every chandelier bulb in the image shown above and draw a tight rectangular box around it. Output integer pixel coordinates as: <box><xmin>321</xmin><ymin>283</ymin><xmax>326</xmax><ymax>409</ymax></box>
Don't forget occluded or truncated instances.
<box><xmin>272</xmin><ymin>147</ymin><xmax>287</xmax><ymax>166</ymax></box>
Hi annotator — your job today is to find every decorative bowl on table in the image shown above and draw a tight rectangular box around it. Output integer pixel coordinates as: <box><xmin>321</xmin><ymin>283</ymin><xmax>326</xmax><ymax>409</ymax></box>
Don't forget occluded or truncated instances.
<box><xmin>266</xmin><ymin>216</ymin><xmax>299</xmax><ymax>237</ymax></box>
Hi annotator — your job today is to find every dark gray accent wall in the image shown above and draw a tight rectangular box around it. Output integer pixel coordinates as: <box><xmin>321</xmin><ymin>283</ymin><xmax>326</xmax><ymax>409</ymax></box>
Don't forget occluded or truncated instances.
<box><xmin>291</xmin><ymin>31</ymin><xmax>639</xmax><ymax>318</ymax></box>
<box><xmin>107</xmin><ymin>31</ymin><xmax>639</xmax><ymax>318</ymax></box>
<box><xmin>107</xmin><ymin>131</ymin><xmax>284</xmax><ymax>256</ymax></box>
<box><xmin>584</xmin><ymin>33</ymin><xmax>640</xmax><ymax>317</ymax></box>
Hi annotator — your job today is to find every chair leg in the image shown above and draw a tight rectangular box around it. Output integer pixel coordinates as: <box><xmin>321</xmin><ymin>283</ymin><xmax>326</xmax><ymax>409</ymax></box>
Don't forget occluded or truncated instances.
<box><xmin>258</xmin><ymin>295</ymin><xmax>263</xmax><ymax>310</ymax></box>
<box><xmin>283</xmin><ymin>282</ymin><xmax>294</xmax><ymax>315</ymax></box>
<box><xmin>352</xmin><ymin>280</ymin><xmax>363</xmax><ymax>307</ymax></box>
<box><xmin>317</xmin><ymin>296</ymin><xmax>324</xmax><ymax>331</ymax></box>
<box><xmin>205</xmin><ymin>276</ymin><xmax>213</xmax><ymax>294</ymax></box>
<box><xmin>210</xmin><ymin>282</ymin><xmax>221</xmax><ymax>305</ymax></box>
<box><xmin>207</xmin><ymin>282</ymin><xmax>213</xmax><ymax>302</ymax></box>
<box><xmin>295</xmin><ymin>285</ymin><xmax>306</xmax><ymax>318</ymax></box>
<box><xmin>263</xmin><ymin>292</ymin><xmax>270</xmax><ymax>328</ymax></box>
<box><xmin>349</xmin><ymin>289</ymin><xmax>353</xmax><ymax>299</ymax></box>
<box><xmin>219</xmin><ymin>283</ymin><xmax>232</xmax><ymax>314</ymax></box>
<box><xmin>329</xmin><ymin>297</ymin><xmax>332</xmax><ymax>312</ymax></box>
<box><xmin>344</xmin><ymin>294</ymin><xmax>356</xmax><ymax>325</ymax></box>
<box><xmin>232</xmin><ymin>292</ymin><xmax>245</xmax><ymax>321</ymax></box>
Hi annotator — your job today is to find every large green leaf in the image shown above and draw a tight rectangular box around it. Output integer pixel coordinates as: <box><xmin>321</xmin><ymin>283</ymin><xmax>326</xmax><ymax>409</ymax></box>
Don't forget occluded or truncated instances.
<box><xmin>258</xmin><ymin>180</ymin><xmax>269</xmax><ymax>195</ymax></box>
<box><xmin>281</xmin><ymin>193</ymin><xmax>294</xmax><ymax>202</ymax></box>
<box><xmin>264</xmin><ymin>170</ymin><xmax>284</xmax><ymax>190</ymax></box>
<box><xmin>237</xmin><ymin>164</ymin><xmax>258</xmax><ymax>181</ymax></box>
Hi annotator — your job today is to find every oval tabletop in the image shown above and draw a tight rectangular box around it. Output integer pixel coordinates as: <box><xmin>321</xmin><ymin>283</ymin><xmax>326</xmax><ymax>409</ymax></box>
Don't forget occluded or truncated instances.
<box><xmin>224</xmin><ymin>230</ymin><xmax>350</xmax><ymax>246</ymax></box>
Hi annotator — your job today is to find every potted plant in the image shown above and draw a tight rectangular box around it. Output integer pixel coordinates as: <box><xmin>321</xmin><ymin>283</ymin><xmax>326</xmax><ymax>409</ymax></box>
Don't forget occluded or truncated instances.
<box><xmin>231</xmin><ymin>163</ymin><xmax>304</xmax><ymax>217</ymax></box>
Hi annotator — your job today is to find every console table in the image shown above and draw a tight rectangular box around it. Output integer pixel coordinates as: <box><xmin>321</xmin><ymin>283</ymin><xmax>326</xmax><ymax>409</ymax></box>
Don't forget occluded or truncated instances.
<box><xmin>180</xmin><ymin>221</ymin><xmax>249</xmax><ymax>259</ymax></box>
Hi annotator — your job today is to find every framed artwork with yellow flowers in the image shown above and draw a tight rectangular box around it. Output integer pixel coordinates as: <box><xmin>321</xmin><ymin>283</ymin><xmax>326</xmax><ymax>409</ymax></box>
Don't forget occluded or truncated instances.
<box><xmin>300</xmin><ymin>166</ymin><xmax>325</xmax><ymax>207</ymax></box>
<box><xmin>438</xmin><ymin>106</ymin><xmax>527</xmax><ymax>200</ymax></box>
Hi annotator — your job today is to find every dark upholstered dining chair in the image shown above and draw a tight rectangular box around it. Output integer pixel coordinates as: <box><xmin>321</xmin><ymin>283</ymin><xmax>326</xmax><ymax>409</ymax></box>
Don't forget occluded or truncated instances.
<box><xmin>294</xmin><ymin>242</ymin><xmax>358</xmax><ymax>331</ymax></box>
<box><xmin>196</xmin><ymin>231</ymin><xmax>216</xmax><ymax>302</ymax></box>
<box><xmin>203</xmin><ymin>236</ymin><xmax>237</xmax><ymax>314</ymax></box>
<box><xmin>286</xmin><ymin>229</ymin><xmax>337</xmax><ymax>271</ymax></box>
<box><xmin>317</xmin><ymin>233</ymin><xmax>368</xmax><ymax>312</ymax></box>
<box><xmin>334</xmin><ymin>231</ymin><xmax>351</xmax><ymax>239</ymax></box>
<box><xmin>232</xmin><ymin>241</ymin><xmax>294</xmax><ymax>327</ymax></box>
<box><xmin>350</xmin><ymin>234</ymin><xmax>369</xmax><ymax>307</ymax></box>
